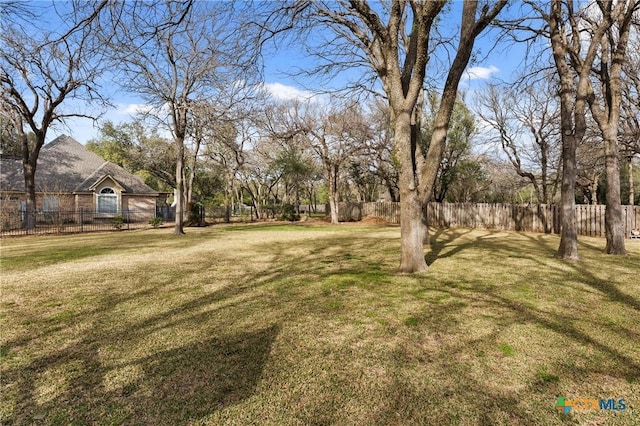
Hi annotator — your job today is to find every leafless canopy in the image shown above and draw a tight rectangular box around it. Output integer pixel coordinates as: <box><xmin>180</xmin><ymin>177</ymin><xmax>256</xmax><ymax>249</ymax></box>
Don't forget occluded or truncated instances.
<box><xmin>1</xmin><ymin>0</ymin><xmax>112</xmax><ymax>228</ymax></box>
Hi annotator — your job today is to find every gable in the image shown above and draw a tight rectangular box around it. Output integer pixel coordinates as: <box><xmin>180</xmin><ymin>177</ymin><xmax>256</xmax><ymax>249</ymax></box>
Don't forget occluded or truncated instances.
<box><xmin>89</xmin><ymin>175</ymin><xmax>126</xmax><ymax>193</ymax></box>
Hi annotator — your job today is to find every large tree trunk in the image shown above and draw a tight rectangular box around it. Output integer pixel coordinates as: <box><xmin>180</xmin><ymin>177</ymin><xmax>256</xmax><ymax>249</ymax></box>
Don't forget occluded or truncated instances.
<box><xmin>328</xmin><ymin>197</ymin><xmax>339</xmax><ymax>224</ymax></box>
<box><xmin>290</xmin><ymin>0</ymin><xmax>505</xmax><ymax>273</ymax></box>
<box><xmin>396</xmin><ymin>111</ymin><xmax>428</xmax><ymax>272</ymax></box>
<box><xmin>422</xmin><ymin>206</ymin><xmax>430</xmax><ymax>245</ymax></box>
<box><xmin>629</xmin><ymin>157</ymin><xmax>635</xmax><ymax>205</ymax></box>
<box><xmin>581</xmin><ymin>0</ymin><xmax>635</xmax><ymax>254</ymax></box>
<box><xmin>23</xmin><ymin>162</ymin><xmax>37</xmax><ymax>230</ymax></box>
<box><xmin>399</xmin><ymin>188</ymin><xmax>428</xmax><ymax>273</ymax></box>
<box><xmin>20</xmin><ymin>129</ymin><xmax>43</xmax><ymax>231</ymax></box>
<box><xmin>254</xmin><ymin>201</ymin><xmax>263</xmax><ymax>220</ymax></box>
<box><xmin>328</xmin><ymin>165</ymin><xmax>340</xmax><ymax>224</ymax></box>
<box><xmin>556</xmin><ymin>134</ymin><xmax>579</xmax><ymax>260</ymax></box>
<box><xmin>549</xmin><ymin>0</ymin><xmax>585</xmax><ymax>261</ymax></box>
<box><xmin>603</xmin><ymin>135</ymin><xmax>626</xmax><ymax>254</ymax></box>
<box><xmin>174</xmin><ymin>141</ymin><xmax>185</xmax><ymax>235</ymax></box>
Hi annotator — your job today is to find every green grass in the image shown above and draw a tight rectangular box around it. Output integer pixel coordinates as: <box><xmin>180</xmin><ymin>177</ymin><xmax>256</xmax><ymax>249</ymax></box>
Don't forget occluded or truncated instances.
<box><xmin>498</xmin><ymin>342</ymin><xmax>515</xmax><ymax>357</ymax></box>
<box><xmin>1</xmin><ymin>224</ymin><xmax>639</xmax><ymax>425</ymax></box>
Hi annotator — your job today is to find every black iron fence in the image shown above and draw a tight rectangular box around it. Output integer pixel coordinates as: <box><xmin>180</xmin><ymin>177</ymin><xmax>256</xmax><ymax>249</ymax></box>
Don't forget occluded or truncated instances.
<box><xmin>0</xmin><ymin>208</ymin><xmax>165</xmax><ymax>237</ymax></box>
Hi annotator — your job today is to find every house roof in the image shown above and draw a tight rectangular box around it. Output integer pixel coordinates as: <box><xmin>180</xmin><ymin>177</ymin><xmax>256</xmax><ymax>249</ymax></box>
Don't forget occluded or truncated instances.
<box><xmin>0</xmin><ymin>135</ymin><xmax>159</xmax><ymax>195</ymax></box>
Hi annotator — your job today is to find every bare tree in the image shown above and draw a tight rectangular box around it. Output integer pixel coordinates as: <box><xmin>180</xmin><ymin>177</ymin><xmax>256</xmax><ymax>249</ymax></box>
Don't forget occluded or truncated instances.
<box><xmin>621</xmin><ymin>47</ymin><xmax>640</xmax><ymax>205</ymax></box>
<box><xmin>368</xmin><ymin>100</ymin><xmax>400</xmax><ymax>202</ymax></box>
<box><xmin>546</xmin><ymin>0</ymin><xmax>589</xmax><ymax>259</ymax></box>
<box><xmin>538</xmin><ymin>0</ymin><xmax>622</xmax><ymax>258</ymax></box>
<box><xmin>622</xmin><ymin>33</ymin><xmax>640</xmax><ymax>205</ymax></box>
<box><xmin>259</xmin><ymin>99</ymin><xmax>373</xmax><ymax>223</ymax></box>
<box><xmin>576</xmin><ymin>128</ymin><xmax>606</xmax><ymax>205</ymax></box>
<box><xmin>496</xmin><ymin>0</ymin><xmax>637</xmax><ymax>255</ymax></box>
<box><xmin>476</xmin><ymin>80</ymin><xmax>562</xmax><ymax>213</ymax></box>
<box><xmin>107</xmin><ymin>1</ymin><xmax>257</xmax><ymax>234</ymax></box>
<box><xmin>621</xmin><ymin>39</ymin><xmax>640</xmax><ymax>160</ymax></box>
<box><xmin>302</xmin><ymin>102</ymin><xmax>372</xmax><ymax>224</ymax></box>
<box><xmin>203</xmin><ymin>116</ymin><xmax>250</xmax><ymax>223</ymax></box>
<box><xmin>583</xmin><ymin>0</ymin><xmax>639</xmax><ymax>253</ymax></box>
<box><xmin>188</xmin><ymin>89</ymin><xmax>263</xmax><ymax>225</ymax></box>
<box><xmin>478</xmin><ymin>81</ymin><xmax>562</xmax><ymax>233</ymax></box>
<box><xmin>238</xmin><ymin>142</ymin><xmax>285</xmax><ymax>220</ymax></box>
<box><xmin>544</xmin><ymin>0</ymin><xmax>638</xmax><ymax>257</ymax></box>
<box><xmin>1</xmin><ymin>1</ymin><xmax>109</xmax><ymax>228</ymax></box>
<box><xmin>621</xmin><ymin>52</ymin><xmax>640</xmax><ymax>205</ymax></box>
<box><xmin>263</xmin><ymin>0</ymin><xmax>507</xmax><ymax>271</ymax></box>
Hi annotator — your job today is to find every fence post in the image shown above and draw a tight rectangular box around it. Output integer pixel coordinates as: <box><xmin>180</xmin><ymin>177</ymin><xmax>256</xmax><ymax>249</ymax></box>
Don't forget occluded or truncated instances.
<box><xmin>80</xmin><ymin>208</ymin><xmax>84</xmax><ymax>233</ymax></box>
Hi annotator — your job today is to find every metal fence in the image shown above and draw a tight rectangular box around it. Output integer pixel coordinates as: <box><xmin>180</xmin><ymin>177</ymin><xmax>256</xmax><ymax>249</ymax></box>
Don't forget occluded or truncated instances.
<box><xmin>0</xmin><ymin>208</ymin><xmax>163</xmax><ymax>237</ymax></box>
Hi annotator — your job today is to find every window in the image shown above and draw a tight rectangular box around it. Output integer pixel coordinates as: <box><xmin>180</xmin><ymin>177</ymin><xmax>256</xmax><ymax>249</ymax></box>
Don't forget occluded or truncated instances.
<box><xmin>43</xmin><ymin>195</ymin><xmax>60</xmax><ymax>212</ymax></box>
<box><xmin>97</xmin><ymin>187</ymin><xmax>118</xmax><ymax>214</ymax></box>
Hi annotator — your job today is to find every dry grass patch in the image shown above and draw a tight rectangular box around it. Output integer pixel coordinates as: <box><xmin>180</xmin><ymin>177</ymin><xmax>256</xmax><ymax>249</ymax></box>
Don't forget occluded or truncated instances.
<box><xmin>1</xmin><ymin>224</ymin><xmax>639</xmax><ymax>425</ymax></box>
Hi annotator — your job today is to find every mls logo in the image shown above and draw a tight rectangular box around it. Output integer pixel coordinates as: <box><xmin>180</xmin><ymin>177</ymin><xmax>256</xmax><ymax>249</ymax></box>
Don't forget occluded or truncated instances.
<box><xmin>555</xmin><ymin>396</ymin><xmax>627</xmax><ymax>414</ymax></box>
<box><xmin>599</xmin><ymin>398</ymin><xmax>627</xmax><ymax>411</ymax></box>
<box><xmin>555</xmin><ymin>397</ymin><xmax>572</xmax><ymax>414</ymax></box>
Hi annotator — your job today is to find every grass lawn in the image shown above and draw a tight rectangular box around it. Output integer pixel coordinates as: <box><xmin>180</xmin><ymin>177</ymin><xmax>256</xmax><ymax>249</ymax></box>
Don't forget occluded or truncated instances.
<box><xmin>1</xmin><ymin>223</ymin><xmax>639</xmax><ymax>425</ymax></box>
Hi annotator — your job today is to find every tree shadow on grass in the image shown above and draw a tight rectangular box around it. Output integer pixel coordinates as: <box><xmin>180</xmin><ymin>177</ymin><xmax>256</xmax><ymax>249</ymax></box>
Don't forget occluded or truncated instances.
<box><xmin>428</xmin><ymin>228</ymin><xmax>639</xmax><ymax>303</ymax></box>
<box><xmin>565</xmin><ymin>260</ymin><xmax>640</xmax><ymax>311</ymax></box>
<box><xmin>485</xmin><ymin>290</ymin><xmax>640</xmax><ymax>383</ymax></box>
<box><xmin>425</xmin><ymin>227</ymin><xmax>476</xmax><ymax>266</ymax></box>
<box><xmin>4</xmin><ymin>247</ymin><xmax>283</xmax><ymax>424</ymax></box>
<box><xmin>0</xmin><ymin>229</ymin><xmax>223</xmax><ymax>273</ymax></box>
<box><xmin>519</xmin><ymin>232</ymin><xmax>640</xmax><ymax>311</ymax></box>
<box><xmin>424</xmin><ymin>227</ymin><xmax>552</xmax><ymax>270</ymax></box>
<box><xmin>222</xmin><ymin>227</ymin><xmax>640</xmax><ymax>423</ymax></box>
<box><xmin>418</xmin><ymin>228</ymin><xmax>640</xmax><ymax>377</ymax></box>
<box><xmin>130</xmin><ymin>325</ymin><xmax>279</xmax><ymax>422</ymax></box>
<box><xmin>4</xmin><ymin>224</ymin><xmax>640</xmax><ymax>425</ymax></box>
<box><xmin>6</xmin><ymin>325</ymin><xmax>279</xmax><ymax>425</ymax></box>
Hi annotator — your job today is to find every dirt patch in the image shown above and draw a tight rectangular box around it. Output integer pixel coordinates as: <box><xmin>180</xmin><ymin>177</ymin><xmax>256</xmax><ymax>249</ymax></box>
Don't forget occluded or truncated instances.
<box><xmin>360</xmin><ymin>216</ymin><xmax>392</xmax><ymax>226</ymax></box>
<box><xmin>296</xmin><ymin>216</ymin><xmax>394</xmax><ymax>226</ymax></box>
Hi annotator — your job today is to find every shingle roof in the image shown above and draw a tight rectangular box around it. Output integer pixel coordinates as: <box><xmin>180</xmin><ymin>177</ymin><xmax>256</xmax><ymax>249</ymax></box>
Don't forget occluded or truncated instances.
<box><xmin>0</xmin><ymin>135</ymin><xmax>159</xmax><ymax>195</ymax></box>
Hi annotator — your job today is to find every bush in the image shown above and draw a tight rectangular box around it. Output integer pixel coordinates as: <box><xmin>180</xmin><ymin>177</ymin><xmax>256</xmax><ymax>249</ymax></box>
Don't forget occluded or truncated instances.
<box><xmin>279</xmin><ymin>204</ymin><xmax>300</xmax><ymax>221</ymax></box>
<box><xmin>111</xmin><ymin>215</ymin><xmax>124</xmax><ymax>230</ymax></box>
<box><xmin>149</xmin><ymin>216</ymin><xmax>164</xmax><ymax>228</ymax></box>
<box><xmin>186</xmin><ymin>202</ymin><xmax>205</xmax><ymax>226</ymax></box>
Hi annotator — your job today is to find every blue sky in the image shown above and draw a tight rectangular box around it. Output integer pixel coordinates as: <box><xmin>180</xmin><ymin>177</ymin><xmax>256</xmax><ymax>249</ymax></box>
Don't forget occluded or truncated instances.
<box><xmin>41</xmin><ymin>2</ymin><xmax>524</xmax><ymax>145</ymax></box>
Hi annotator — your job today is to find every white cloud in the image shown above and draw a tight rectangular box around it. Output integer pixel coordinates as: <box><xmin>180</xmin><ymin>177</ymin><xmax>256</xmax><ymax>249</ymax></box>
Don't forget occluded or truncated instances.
<box><xmin>465</xmin><ymin>65</ymin><xmax>499</xmax><ymax>80</ymax></box>
<box><xmin>117</xmin><ymin>103</ymin><xmax>155</xmax><ymax>115</ymax></box>
<box><xmin>264</xmin><ymin>82</ymin><xmax>313</xmax><ymax>101</ymax></box>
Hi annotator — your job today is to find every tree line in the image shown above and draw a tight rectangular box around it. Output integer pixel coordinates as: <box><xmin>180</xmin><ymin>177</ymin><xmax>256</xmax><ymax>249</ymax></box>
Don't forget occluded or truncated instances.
<box><xmin>2</xmin><ymin>0</ymin><xmax>639</xmax><ymax>272</ymax></box>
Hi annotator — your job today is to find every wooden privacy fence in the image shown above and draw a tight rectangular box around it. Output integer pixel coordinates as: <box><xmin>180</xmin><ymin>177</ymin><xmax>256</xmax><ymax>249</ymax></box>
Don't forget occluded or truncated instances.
<box><xmin>336</xmin><ymin>201</ymin><xmax>640</xmax><ymax>238</ymax></box>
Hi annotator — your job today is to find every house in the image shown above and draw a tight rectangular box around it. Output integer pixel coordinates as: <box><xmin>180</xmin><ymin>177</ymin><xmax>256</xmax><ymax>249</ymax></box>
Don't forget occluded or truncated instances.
<box><xmin>0</xmin><ymin>135</ymin><xmax>163</xmax><ymax>218</ymax></box>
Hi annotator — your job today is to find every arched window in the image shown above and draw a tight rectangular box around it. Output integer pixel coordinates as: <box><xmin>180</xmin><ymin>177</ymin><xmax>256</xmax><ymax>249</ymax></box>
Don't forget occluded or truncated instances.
<box><xmin>97</xmin><ymin>187</ymin><xmax>118</xmax><ymax>214</ymax></box>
